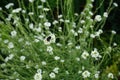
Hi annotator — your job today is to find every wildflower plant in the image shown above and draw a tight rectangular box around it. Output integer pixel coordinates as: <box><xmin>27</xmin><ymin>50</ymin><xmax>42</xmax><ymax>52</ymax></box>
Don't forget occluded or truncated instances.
<box><xmin>0</xmin><ymin>0</ymin><xmax>119</xmax><ymax>80</ymax></box>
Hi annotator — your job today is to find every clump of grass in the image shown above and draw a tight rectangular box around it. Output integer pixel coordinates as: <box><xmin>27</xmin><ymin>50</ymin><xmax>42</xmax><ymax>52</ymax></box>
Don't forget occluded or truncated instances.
<box><xmin>0</xmin><ymin>0</ymin><xmax>119</xmax><ymax>80</ymax></box>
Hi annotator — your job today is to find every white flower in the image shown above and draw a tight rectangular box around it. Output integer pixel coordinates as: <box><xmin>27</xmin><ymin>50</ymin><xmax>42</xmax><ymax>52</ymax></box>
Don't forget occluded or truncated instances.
<box><xmin>60</xmin><ymin>59</ymin><xmax>64</xmax><ymax>63</ymax></box>
<box><xmin>95</xmin><ymin>15</ymin><xmax>102</xmax><ymax>22</ymax></box>
<box><xmin>74</xmin><ymin>13</ymin><xmax>79</xmax><ymax>16</ymax></box>
<box><xmin>44</xmin><ymin>34</ymin><xmax>56</xmax><ymax>45</ymax></box>
<box><xmin>8</xmin><ymin>42</ymin><xmax>14</xmax><ymax>49</ymax></box>
<box><xmin>54</xmin><ymin>56</ymin><xmax>60</xmax><ymax>60</ymax></box>
<box><xmin>113</xmin><ymin>2</ymin><xmax>118</xmax><ymax>7</ymax></box>
<box><xmin>5</xmin><ymin>54</ymin><xmax>14</xmax><ymax>62</ymax></box>
<box><xmin>0</xmin><ymin>7</ymin><xmax>2</xmax><ymax>11</ymax></box>
<box><xmin>90</xmin><ymin>34</ymin><xmax>96</xmax><ymax>38</ymax></box>
<box><xmin>94</xmin><ymin>71</ymin><xmax>100</xmax><ymax>78</ymax></box>
<box><xmin>111</xmin><ymin>30</ymin><xmax>116</xmax><ymax>34</ymax></box>
<box><xmin>113</xmin><ymin>42</ymin><xmax>117</xmax><ymax>46</ymax></box>
<box><xmin>20</xmin><ymin>56</ymin><xmax>26</xmax><ymax>61</ymax></box>
<box><xmin>47</xmin><ymin>46</ymin><xmax>53</xmax><ymax>52</ymax></box>
<box><xmin>80</xmin><ymin>20</ymin><xmax>85</xmax><ymax>24</ymax></box>
<box><xmin>65</xmin><ymin>20</ymin><xmax>70</xmax><ymax>23</ymax></box>
<box><xmin>41</xmin><ymin>61</ymin><xmax>47</xmax><ymax>66</ymax></box>
<box><xmin>11</xmin><ymin>30</ymin><xmax>17</xmax><ymax>37</ymax></box>
<box><xmin>35</xmin><ymin>27</ymin><xmax>41</xmax><ymax>32</ymax></box>
<box><xmin>81</xmin><ymin>51</ymin><xmax>89</xmax><ymax>59</ymax></box>
<box><xmin>78</xmin><ymin>28</ymin><xmax>83</xmax><ymax>33</ymax></box>
<box><xmin>39</xmin><ymin>15</ymin><xmax>44</xmax><ymax>18</ymax></box>
<box><xmin>49</xmin><ymin>72</ymin><xmax>56</xmax><ymax>78</ymax></box>
<box><xmin>91</xmin><ymin>48</ymin><xmax>101</xmax><ymax>60</ymax></box>
<box><xmin>41</xmin><ymin>0</ymin><xmax>46</xmax><ymax>3</ymax></box>
<box><xmin>89</xmin><ymin>11</ymin><xmax>93</xmax><ymax>15</ymax></box>
<box><xmin>22</xmin><ymin>10</ymin><xmax>26</xmax><ymax>13</ymax></box>
<box><xmin>82</xmin><ymin>70</ymin><xmax>91</xmax><ymax>78</ymax></box>
<box><xmin>53</xmin><ymin>67</ymin><xmax>59</xmax><ymax>74</ymax></box>
<box><xmin>103</xmin><ymin>12</ymin><xmax>108</xmax><ymax>18</ymax></box>
<box><xmin>95</xmin><ymin>29</ymin><xmax>103</xmax><ymax>37</ymax></box>
<box><xmin>29</xmin><ymin>23</ymin><xmax>34</xmax><ymax>29</ymax></box>
<box><xmin>4</xmin><ymin>40</ymin><xmax>9</xmax><ymax>43</ymax></box>
<box><xmin>38</xmin><ymin>5</ymin><xmax>43</xmax><ymax>9</ymax></box>
<box><xmin>34</xmin><ymin>72</ymin><xmax>42</xmax><ymax>80</ymax></box>
<box><xmin>5</xmin><ymin>3</ymin><xmax>14</xmax><ymax>9</ymax></box>
<box><xmin>91</xmin><ymin>0</ymin><xmax>94</xmax><ymax>2</ymax></box>
<box><xmin>44</xmin><ymin>22</ymin><xmax>51</xmax><ymax>29</ymax></box>
<box><xmin>75</xmin><ymin>46</ymin><xmax>80</xmax><ymax>49</ymax></box>
<box><xmin>52</xmin><ymin>20</ymin><xmax>58</xmax><ymax>25</ymax></box>
<box><xmin>8</xmin><ymin>54</ymin><xmax>14</xmax><ymax>60</ymax></box>
<box><xmin>108</xmin><ymin>73</ymin><xmax>114</xmax><ymax>79</ymax></box>
<box><xmin>78</xmin><ymin>70</ymin><xmax>82</xmax><ymax>74</ymax></box>
<box><xmin>34</xmin><ymin>39</ymin><xmax>39</xmax><ymax>43</ymax></box>
<box><xmin>59</xmin><ymin>19</ymin><xmax>64</xmax><ymax>22</ymax></box>
<box><xmin>28</xmin><ymin>12</ymin><xmax>34</xmax><ymax>15</ymax></box>
<box><xmin>29</xmin><ymin>0</ymin><xmax>34</xmax><ymax>3</ymax></box>
<box><xmin>76</xmin><ymin>57</ymin><xmax>80</xmax><ymax>61</ymax></box>
<box><xmin>58</xmin><ymin>14</ymin><xmax>63</xmax><ymax>18</ymax></box>
<box><xmin>43</xmin><ymin>8</ymin><xmax>49</xmax><ymax>11</ymax></box>
<box><xmin>12</xmin><ymin>8</ymin><xmax>22</xmax><ymax>13</ymax></box>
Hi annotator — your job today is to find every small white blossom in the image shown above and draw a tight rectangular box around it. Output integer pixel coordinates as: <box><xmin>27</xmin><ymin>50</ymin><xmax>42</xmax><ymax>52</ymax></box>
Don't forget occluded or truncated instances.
<box><xmin>89</xmin><ymin>11</ymin><xmax>93</xmax><ymax>15</ymax></box>
<box><xmin>53</xmin><ymin>20</ymin><xmax>58</xmax><ymax>25</ymax></box>
<box><xmin>91</xmin><ymin>48</ymin><xmax>101</xmax><ymax>60</ymax></box>
<box><xmin>78</xmin><ymin>28</ymin><xmax>83</xmax><ymax>33</ymax></box>
<box><xmin>82</xmin><ymin>70</ymin><xmax>91</xmax><ymax>78</ymax></box>
<box><xmin>54</xmin><ymin>56</ymin><xmax>60</xmax><ymax>60</ymax></box>
<box><xmin>20</xmin><ymin>56</ymin><xmax>26</xmax><ymax>61</ymax></box>
<box><xmin>94</xmin><ymin>71</ymin><xmax>100</xmax><ymax>78</ymax></box>
<box><xmin>34</xmin><ymin>72</ymin><xmax>42</xmax><ymax>80</ymax></box>
<box><xmin>8</xmin><ymin>42</ymin><xmax>14</xmax><ymax>49</ymax></box>
<box><xmin>4</xmin><ymin>40</ymin><xmax>9</xmax><ymax>43</ymax></box>
<box><xmin>95</xmin><ymin>15</ymin><xmax>102</xmax><ymax>22</ymax></box>
<box><xmin>0</xmin><ymin>7</ymin><xmax>2</xmax><ymax>11</ymax></box>
<box><xmin>49</xmin><ymin>72</ymin><xmax>56</xmax><ymax>78</ymax></box>
<box><xmin>11</xmin><ymin>30</ymin><xmax>17</xmax><ymax>37</ymax></box>
<box><xmin>44</xmin><ymin>22</ymin><xmax>51</xmax><ymax>28</ymax></box>
<box><xmin>29</xmin><ymin>0</ymin><xmax>34</xmax><ymax>3</ymax></box>
<box><xmin>80</xmin><ymin>20</ymin><xmax>85</xmax><ymax>24</ymax></box>
<box><xmin>65</xmin><ymin>20</ymin><xmax>70</xmax><ymax>23</ymax></box>
<box><xmin>75</xmin><ymin>45</ymin><xmax>80</xmax><ymax>49</ymax></box>
<box><xmin>41</xmin><ymin>61</ymin><xmax>47</xmax><ymax>66</ymax></box>
<box><xmin>22</xmin><ymin>10</ymin><xmax>26</xmax><ymax>13</ymax></box>
<box><xmin>39</xmin><ymin>15</ymin><xmax>44</xmax><ymax>18</ymax></box>
<box><xmin>53</xmin><ymin>67</ymin><xmax>59</xmax><ymax>74</ymax></box>
<box><xmin>47</xmin><ymin>46</ymin><xmax>53</xmax><ymax>52</ymax></box>
<box><xmin>38</xmin><ymin>5</ymin><xmax>43</xmax><ymax>9</ymax></box>
<box><xmin>60</xmin><ymin>59</ymin><xmax>64</xmax><ymax>63</ymax></box>
<box><xmin>113</xmin><ymin>2</ymin><xmax>118</xmax><ymax>7</ymax></box>
<box><xmin>44</xmin><ymin>34</ymin><xmax>56</xmax><ymax>45</ymax></box>
<box><xmin>12</xmin><ymin>8</ymin><xmax>22</xmax><ymax>13</ymax></box>
<box><xmin>5</xmin><ymin>3</ymin><xmax>14</xmax><ymax>9</ymax></box>
<box><xmin>59</xmin><ymin>19</ymin><xmax>64</xmax><ymax>22</ymax></box>
<box><xmin>58</xmin><ymin>14</ymin><xmax>63</xmax><ymax>18</ymax></box>
<box><xmin>81</xmin><ymin>51</ymin><xmax>89</xmax><ymax>59</ymax></box>
<box><xmin>113</xmin><ymin>42</ymin><xmax>117</xmax><ymax>46</ymax></box>
<box><xmin>43</xmin><ymin>8</ymin><xmax>49</xmax><ymax>11</ymax></box>
<box><xmin>74</xmin><ymin>13</ymin><xmax>79</xmax><ymax>16</ymax></box>
<box><xmin>28</xmin><ymin>12</ymin><xmax>34</xmax><ymax>15</ymax></box>
<box><xmin>111</xmin><ymin>30</ymin><xmax>116</xmax><ymax>34</ymax></box>
<box><xmin>41</xmin><ymin>0</ymin><xmax>46</xmax><ymax>3</ymax></box>
<box><xmin>78</xmin><ymin>70</ymin><xmax>82</xmax><ymax>74</ymax></box>
<box><xmin>103</xmin><ymin>12</ymin><xmax>108</xmax><ymax>18</ymax></box>
<box><xmin>76</xmin><ymin>57</ymin><xmax>80</xmax><ymax>61</ymax></box>
<box><xmin>90</xmin><ymin>34</ymin><xmax>96</xmax><ymax>38</ymax></box>
<box><xmin>108</xmin><ymin>73</ymin><xmax>114</xmax><ymax>79</ymax></box>
<box><xmin>29</xmin><ymin>23</ymin><xmax>34</xmax><ymax>29</ymax></box>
